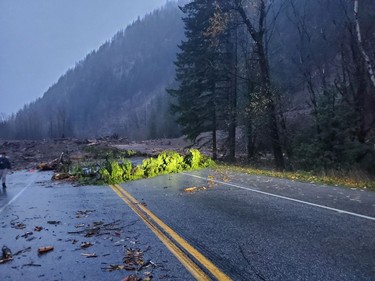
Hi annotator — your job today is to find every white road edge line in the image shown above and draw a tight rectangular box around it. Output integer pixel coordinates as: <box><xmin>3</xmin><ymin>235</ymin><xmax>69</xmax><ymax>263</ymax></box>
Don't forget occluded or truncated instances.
<box><xmin>0</xmin><ymin>173</ymin><xmax>37</xmax><ymax>213</ymax></box>
<box><xmin>181</xmin><ymin>172</ymin><xmax>375</xmax><ymax>222</ymax></box>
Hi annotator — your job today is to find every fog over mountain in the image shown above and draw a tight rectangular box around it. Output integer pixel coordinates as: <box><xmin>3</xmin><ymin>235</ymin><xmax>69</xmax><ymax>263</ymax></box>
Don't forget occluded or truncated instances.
<box><xmin>0</xmin><ymin>0</ymin><xmax>168</xmax><ymax>116</ymax></box>
<box><xmin>1</xmin><ymin>1</ymin><xmax>184</xmax><ymax>139</ymax></box>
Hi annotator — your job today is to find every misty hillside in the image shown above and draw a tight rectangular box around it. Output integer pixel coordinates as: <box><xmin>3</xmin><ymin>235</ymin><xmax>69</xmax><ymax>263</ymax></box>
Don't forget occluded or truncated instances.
<box><xmin>1</xmin><ymin>0</ymin><xmax>374</xmax><ymax>175</ymax></box>
<box><xmin>5</xmin><ymin>1</ymin><xmax>185</xmax><ymax>140</ymax></box>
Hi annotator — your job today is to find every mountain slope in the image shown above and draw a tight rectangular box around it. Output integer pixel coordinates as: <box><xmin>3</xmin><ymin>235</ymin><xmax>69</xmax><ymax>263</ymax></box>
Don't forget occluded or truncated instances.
<box><xmin>9</xmin><ymin>1</ymin><xmax>184</xmax><ymax>139</ymax></box>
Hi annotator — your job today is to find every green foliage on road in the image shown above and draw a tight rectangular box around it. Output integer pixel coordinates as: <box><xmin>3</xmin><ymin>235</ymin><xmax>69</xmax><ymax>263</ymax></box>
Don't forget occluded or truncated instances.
<box><xmin>72</xmin><ymin>149</ymin><xmax>214</xmax><ymax>185</ymax></box>
<box><xmin>184</xmin><ymin>149</ymin><xmax>205</xmax><ymax>169</ymax></box>
<box><xmin>101</xmin><ymin>149</ymin><xmax>214</xmax><ymax>184</ymax></box>
<box><xmin>142</xmin><ymin>151</ymin><xmax>184</xmax><ymax>177</ymax></box>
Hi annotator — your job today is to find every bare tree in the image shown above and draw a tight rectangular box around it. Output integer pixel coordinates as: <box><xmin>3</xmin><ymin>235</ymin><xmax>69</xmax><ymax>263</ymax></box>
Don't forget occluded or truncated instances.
<box><xmin>235</xmin><ymin>0</ymin><xmax>285</xmax><ymax>169</ymax></box>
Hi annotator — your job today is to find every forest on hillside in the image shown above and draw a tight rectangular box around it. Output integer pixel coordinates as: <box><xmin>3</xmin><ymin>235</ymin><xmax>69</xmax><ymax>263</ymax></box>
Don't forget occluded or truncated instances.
<box><xmin>169</xmin><ymin>0</ymin><xmax>375</xmax><ymax>174</ymax></box>
<box><xmin>0</xmin><ymin>1</ymin><xmax>185</xmax><ymax>140</ymax></box>
<box><xmin>0</xmin><ymin>0</ymin><xmax>374</xmax><ymax>175</ymax></box>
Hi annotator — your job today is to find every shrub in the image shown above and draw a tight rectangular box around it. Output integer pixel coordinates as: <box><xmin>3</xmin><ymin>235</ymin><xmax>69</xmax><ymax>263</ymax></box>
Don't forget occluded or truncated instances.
<box><xmin>141</xmin><ymin>151</ymin><xmax>184</xmax><ymax>177</ymax></box>
<box><xmin>99</xmin><ymin>168</ymin><xmax>113</xmax><ymax>184</ymax></box>
<box><xmin>184</xmin><ymin>149</ymin><xmax>202</xmax><ymax>169</ymax></box>
<box><xmin>119</xmin><ymin>159</ymin><xmax>133</xmax><ymax>181</ymax></box>
<box><xmin>76</xmin><ymin>149</ymin><xmax>214</xmax><ymax>185</ymax></box>
<box><xmin>98</xmin><ymin>158</ymin><xmax>142</xmax><ymax>184</ymax></box>
<box><xmin>158</xmin><ymin>151</ymin><xmax>185</xmax><ymax>174</ymax></box>
<box><xmin>184</xmin><ymin>149</ymin><xmax>215</xmax><ymax>169</ymax></box>
<box><xmin>107</xmin><ymin>161</ymin><xmax>123</xmax><ymax>184</ymax></box>
<box><xmin>131</xmin><ymin>166</ymin><xmax>145</xmax><ymax>180</ymax></box>
<box><xmin>141</xmin><ymin>157</ymin><xmax>163</xmax><ymax>178</ymax></box>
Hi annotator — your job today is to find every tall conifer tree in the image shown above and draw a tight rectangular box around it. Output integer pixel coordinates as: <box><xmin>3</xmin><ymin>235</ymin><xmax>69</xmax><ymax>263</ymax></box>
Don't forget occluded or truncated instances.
<box><xmin>169</xmin><ymin>0</ymin><xmax>221</xmax><ymax>158</ymax></box>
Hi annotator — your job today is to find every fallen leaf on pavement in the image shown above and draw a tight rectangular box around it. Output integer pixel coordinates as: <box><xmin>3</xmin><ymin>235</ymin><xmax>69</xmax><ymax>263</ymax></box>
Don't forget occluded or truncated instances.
<box><xmin>184</xmin><ymin>186</ymin><xmax>207</xmax><ymax>193</ymax></box>
<box><xmin>103</xmin><ymin>264</ymin><xmax>136</xmax><ymax>272</ymax></box>
<box><xmin>0</xmin><ymin>258</ymin><xmax>13</xmax><ymax>264</ymax></box>
<box><xmin>38</xmin><ymin>246</ymin><xmax>54</xmax><ymax>254</ymax></box>
<box><xmin>34</xmin><ymin>226</ymin><xmax>43</xmax><ymax>232</ymax></box>
<box><xmin>122</xmin><ymin>275</ymin><xmax>141</xmax><ymax>281</ymax></box>
<box><xmin>124</xmin><ymin>248</ymin><xmax>144</xmax><ymax>266</ymax></box>
<box><xmin>84</xmin><ymin>227</ymin><xmax>100</xmax><ymax>237</ymax></box>
<box><xmin>81</xmin><ymin>253</ymin><xmax>97</xmax><ymax>258</ymax></box>
<box><xmin>138</xmin><ymin>260</ymin><xmax>155</xmax><ymax>271</ymax></box>
<box><xmin>80</xmin><ymin>242</ymin><xmax>93</xmax><ymax>249</ymax></box>
<box><xmin>47</xmin><ymin>220</ymin><xmax>61</xmax><ymax>225</ymax></box>
<box><xmin>75</xmin><ymin>210</ymin><xmax>95</xmax><ymax>218</ymax></box>
<box><xmin>21</xmin><ymin>232</ymin><xmax>33</xmax><ymax>239</ymax></box>
<box><xmin>92</xmin><ymin>221</ymin><xmax>104</xmax><ymax>226</ymax></box>
<box><xmin>1</xmin><ymin>245</ymin><xmax>13</xmax><ymax>263</ymax></box>
<box><xmin>208</xmin><ymin>175</ymin><xmax>215</xmax><ymax>188</ymax></box>
<box><xmin>13</xmin><ymin>223</ymin><xmax>26</xmax><ymax>229</ymax></box>
<box><xmin>108</xmin><ymin>264</ymin><xmax>126</xmax><ymax>271</ymax></box>
<box><xmin>184</xmin><ymin>187</ymin><xmax>198</xmax><ymax>192</ymax></box>
<box><xmin>222</xmin><ymin>176</ymin><xmax>230</xmax><ymax>182</ymax></box>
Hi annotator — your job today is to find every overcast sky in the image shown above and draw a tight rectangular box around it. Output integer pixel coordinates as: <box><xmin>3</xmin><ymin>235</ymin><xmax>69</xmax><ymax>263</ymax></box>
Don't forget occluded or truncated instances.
<box><xmin>0</xmin><ymin>0</ymin><xmax>168</xmax><ymax>116</ymax></box>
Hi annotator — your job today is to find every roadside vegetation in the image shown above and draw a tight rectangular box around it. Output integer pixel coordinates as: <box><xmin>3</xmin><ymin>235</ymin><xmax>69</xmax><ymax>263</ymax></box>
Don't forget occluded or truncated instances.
<box><xmin>217</xmin><ymin>163</ymin><xmax>375</xmax><ymax>191</ymax></box>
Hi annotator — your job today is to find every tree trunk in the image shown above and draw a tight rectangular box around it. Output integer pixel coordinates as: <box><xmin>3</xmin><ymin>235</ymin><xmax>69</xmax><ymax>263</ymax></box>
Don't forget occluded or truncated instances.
<box><xmin>349</xmin><ymin>27</ymin><xmax>368</xmax><ymax>143</ymax></box>
<box><xmin>212</xmin><ymin>111</ymin><xmax>217</xmax><ymax>160</ymax></box>
<box><xmin>212</xmin><ymin>86</ymin><xmax>217</xmax><ymax>160</ymax></box>
<box><xmin>354</xmin><ymin>0</ymin><xmax>375</xmax><ymax>89</ymax></box>
<box><xmin>247</xmin><ymin>119</ymin><xmax>255</xmax><ymax>160</ymax></box>
<box><xmin>236</xmin><ymin>0</ymin><xmax>285</xmax><ymax>169</ymax></box>
<box><xmin>228</xmin><ymin>26</ymin><xmax>238</xmax><ymax>162</ymax></box>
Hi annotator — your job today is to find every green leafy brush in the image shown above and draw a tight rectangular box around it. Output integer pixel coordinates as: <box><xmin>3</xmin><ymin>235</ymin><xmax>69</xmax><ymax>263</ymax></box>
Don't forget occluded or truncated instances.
<box><xmin>72</xmin><ymin>149</ymin><xmax>214</xmax><ymax>185</ymax></box>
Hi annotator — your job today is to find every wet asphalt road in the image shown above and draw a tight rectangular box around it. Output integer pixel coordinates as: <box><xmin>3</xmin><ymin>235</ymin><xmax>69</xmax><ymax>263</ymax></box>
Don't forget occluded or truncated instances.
<box><xmin>0</xmin><ymin>170</ymin><xmax>191</xmax><ymax>281</ymax></box>
<box><xmin>119</xmin><ymin>169</ymin><xmax>375</xmax><ymax>281</ymax></box>
<box><xmin>0</xmin><ymin>169</ymin><xmax>374</xmax><ymax>280</ymax></box>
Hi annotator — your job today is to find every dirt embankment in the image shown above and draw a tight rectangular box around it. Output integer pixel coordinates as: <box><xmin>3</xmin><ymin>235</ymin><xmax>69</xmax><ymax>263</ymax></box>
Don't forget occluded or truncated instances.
<box><xmin>0</xmin><ymin>137</ymin><xmax>196</xmax><ymax>171</ymax></box>
<box><xmin>0</xmin><ymin>139</ymin><xmax>90</xmax><ymax>170</ymax></box>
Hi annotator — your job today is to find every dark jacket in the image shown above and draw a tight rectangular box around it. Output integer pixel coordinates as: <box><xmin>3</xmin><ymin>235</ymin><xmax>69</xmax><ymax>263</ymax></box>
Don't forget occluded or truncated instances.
<box><xmin>0</xmin><ymin>156</ymin><xmax>11</xmax><ymax>169</ymax></box>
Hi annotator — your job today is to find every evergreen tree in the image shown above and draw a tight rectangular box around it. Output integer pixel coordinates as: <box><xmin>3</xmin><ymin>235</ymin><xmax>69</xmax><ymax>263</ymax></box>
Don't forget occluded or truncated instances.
<box><xmin>168</xmin><ymin>0</ymin><xmax>222</xmax><ymax>159</ymax></box>
<box><xmin>169</xmin><ymin>0</ymin><xmax>242</xmax><ymax>160</ymax></box>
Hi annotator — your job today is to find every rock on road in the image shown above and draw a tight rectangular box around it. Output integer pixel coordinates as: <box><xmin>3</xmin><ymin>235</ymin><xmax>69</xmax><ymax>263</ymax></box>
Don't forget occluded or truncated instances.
<box><xmin>1</xmin><ymin>169</ymin><xmax>374</xmax><ymax>280</ymax></box>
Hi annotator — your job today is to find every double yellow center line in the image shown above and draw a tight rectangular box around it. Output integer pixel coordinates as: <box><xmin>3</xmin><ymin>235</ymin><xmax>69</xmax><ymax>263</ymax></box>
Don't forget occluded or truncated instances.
<box><xmin>110</xmin><ymin>184</ymin><xmax>231</xmax><ymax>281</ymax></box>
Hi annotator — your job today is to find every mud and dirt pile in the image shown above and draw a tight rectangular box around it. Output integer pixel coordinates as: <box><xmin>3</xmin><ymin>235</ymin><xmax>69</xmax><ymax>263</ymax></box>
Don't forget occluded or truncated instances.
<box><xmin>0</xmin><ymin>137</ymin><xmax>197</xmax><ymax>171</ymax></box>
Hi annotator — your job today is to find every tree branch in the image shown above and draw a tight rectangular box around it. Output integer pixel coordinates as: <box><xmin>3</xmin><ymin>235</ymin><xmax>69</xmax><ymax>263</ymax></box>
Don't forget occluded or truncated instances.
<box><xmin>235</xmin><ymin>0</ymin><xmax>259</xmax><ymax>42</ymax></box>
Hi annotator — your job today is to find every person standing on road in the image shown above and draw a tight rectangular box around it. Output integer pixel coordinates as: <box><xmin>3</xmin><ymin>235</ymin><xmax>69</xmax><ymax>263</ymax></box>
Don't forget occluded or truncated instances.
<box><xmin>0</xmin><ymin>152</ymin><xmax>11</xmax><ymax>188</ymax></box>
